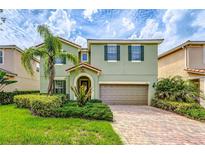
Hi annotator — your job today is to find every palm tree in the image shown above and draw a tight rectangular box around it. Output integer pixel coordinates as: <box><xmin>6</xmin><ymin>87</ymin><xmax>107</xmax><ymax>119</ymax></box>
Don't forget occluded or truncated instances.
<box><xmin>21</xmin><ymin>25</ymin><xmax>78</xmax><ymax>95</ymax></box>
<box><xmin>0</xmin><ymin>71</ymin><xmax>17</xmax><ymax>92</ymax></box>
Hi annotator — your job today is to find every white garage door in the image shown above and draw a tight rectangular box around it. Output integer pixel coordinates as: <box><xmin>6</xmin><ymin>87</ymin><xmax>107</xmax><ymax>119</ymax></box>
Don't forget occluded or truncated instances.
<box><xmin>100</xmin><ymin>84</ymin><xmax>148</xmax><ymax>105</ymax></box>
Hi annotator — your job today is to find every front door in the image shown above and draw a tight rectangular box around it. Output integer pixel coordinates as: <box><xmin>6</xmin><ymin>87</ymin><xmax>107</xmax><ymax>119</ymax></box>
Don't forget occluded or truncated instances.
<box><xmin>80</xmin><ymin>80</ymin><xmax>89</xmax><ymax>92</ymax></box>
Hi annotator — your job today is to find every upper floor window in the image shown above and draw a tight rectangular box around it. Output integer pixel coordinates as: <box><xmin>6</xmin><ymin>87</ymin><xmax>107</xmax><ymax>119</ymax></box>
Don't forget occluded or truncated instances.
<box><xmin>0</xmin><ymin>50</ymin><xmax>3</xmax><ymax>64</ymax></box>
<box><xmin>81</xmin><ymin>53</ymin><xmax>88</xmax><ymax>62</ymax></box>
<box><xmin>55</xmin><ymin>57</ymin><xmax>66</xmax><ymax>65</ymax></box>
<box><xmin>104</xmin><ymin>45</ymin><xmax>120</xmax><ymax>61</ymax></box>
<box><xmin>128</xmin><ymin>45</ymin><xmax>144</xmax><ymax>62</ymax></box>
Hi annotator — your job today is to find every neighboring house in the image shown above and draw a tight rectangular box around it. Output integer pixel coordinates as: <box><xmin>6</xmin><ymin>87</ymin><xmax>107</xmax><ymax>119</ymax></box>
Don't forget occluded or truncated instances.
<box><xmin>158</xmin><ymin>40</ymin><xmax>205</xmax><ymax>105</ymax></box>
<box><xmin>39</xmin><ymin>37</ymin><xmax>163</xmax><ymax>105</ymax></box>
<box><xmin>0</xmin><ymin>45</ymin><xmax>40</xmax><ymax>92</ymax></box>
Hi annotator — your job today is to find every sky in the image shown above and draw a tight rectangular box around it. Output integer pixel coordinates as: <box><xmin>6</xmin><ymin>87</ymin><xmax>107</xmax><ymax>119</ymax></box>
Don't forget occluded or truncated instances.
<box><xmin>0</xmin><ymin>9</ymin><xmax>205</xmax><ymax>54</ymax></box>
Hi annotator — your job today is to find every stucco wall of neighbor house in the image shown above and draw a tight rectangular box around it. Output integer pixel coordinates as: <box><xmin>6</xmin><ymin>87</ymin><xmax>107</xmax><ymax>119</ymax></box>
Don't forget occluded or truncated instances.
<box><xmin>40</xmin><ymin>42</ymin><xmax>79</xmax><ymax>93</ymax></box>
<box><xmin>200</xmin><ymin>78</ymin><xmax>205</xmax><ymax>107</ymax></box>
<box><xmin>0</xmin><ymin>48</ymin><xmax>15</xmax><ymax>73</ymax></box>
<box><xmin>69</xmin><ymin>68</ymin><xmax>99</xmax><ymax>100</ymax></box>
<box><xmin>158</xmin><ymin>48</ymin><xmax>190</xmax><ymax>78</ymax></box>
<box><xmin>90</xmin><ymin>44</ymin><xmax>158</xmax><ymax>105</ymax></box>
<box><xmin>1</xmin><ymin>48</ymin><xmax>40</xmax><ymax>92</ymax></box>
<box><xmin>188</xmin><ymin>46</ymin><xmax>205</xmax><ymax>69</ymax></box>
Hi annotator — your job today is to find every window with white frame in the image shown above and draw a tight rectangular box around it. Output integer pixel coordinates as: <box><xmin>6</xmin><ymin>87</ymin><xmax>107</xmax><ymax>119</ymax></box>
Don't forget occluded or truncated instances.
<box><xmin>55</xmin><ymin>57</ymin><xmax>66</xmax><ymax>65</ymax></box>
<box><xmin>107</xmin><ymin>45</ymin><xmax>117</xmax><ymax>61</ymax></box>
<box><xmin>81</xmin><ymin>53</ymin><xmax>88</xmax><ymax>62</ymax></box>
<box><xmin>0</xmin><ymin>50</ymin><xmax>3</xmax><ymax>64</ymax></box>
<box><xmin>131</xmin><ymin>46</ymin><xmax>141</xmax><ymax>61</ymax></box>
<box><xmin>54</xmin><ymin>80</ymin><xmax>66</xmax><ymax>94</ymax></box>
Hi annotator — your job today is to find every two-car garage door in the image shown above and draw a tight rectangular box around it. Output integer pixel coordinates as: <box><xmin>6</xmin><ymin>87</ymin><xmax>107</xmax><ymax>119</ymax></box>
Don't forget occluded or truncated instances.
<box><xmin>100</xmin><ymin>84</ymin><xmax>148</xmax><ymax>105</ymax></box>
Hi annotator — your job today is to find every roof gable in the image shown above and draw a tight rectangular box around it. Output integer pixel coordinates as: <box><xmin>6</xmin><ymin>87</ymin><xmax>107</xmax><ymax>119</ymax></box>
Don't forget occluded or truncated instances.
<box><xmin>35</xmin><ymin>37</ymin><xmax>81</xmax><ymax>49</ymax></box>
<box><xmin>66</xmin><ymin>63</ymin><xmax>101</xmax><ymax>73</ymax></box>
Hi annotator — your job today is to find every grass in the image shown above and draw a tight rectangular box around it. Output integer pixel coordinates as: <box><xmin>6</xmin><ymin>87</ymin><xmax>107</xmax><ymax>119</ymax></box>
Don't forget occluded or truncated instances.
<box><xmin>0</xmin><ymin>105</ymin><xmax>122</xmax><ymax>145</ymax></box>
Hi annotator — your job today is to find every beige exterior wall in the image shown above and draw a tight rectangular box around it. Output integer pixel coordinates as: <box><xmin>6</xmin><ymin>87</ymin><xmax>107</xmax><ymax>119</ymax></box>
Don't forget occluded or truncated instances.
<box><xmin>158</xmin><ymin>45</ymin><xmax>205</xmax><ymax>106</ymax></box>
<box><xmin>187</xmin><ymin>45</ymin><xmax>205</xmax><ymax>69</ymax></box>
<box><xmin>158</xmin><ymin>48</ymin><xmax>190</xmax><ymax>78</ymax></box>
<box><xmin>0</xmin><ymin>48</ymin><xmax>40</xmax><ymax>92</ymax></box>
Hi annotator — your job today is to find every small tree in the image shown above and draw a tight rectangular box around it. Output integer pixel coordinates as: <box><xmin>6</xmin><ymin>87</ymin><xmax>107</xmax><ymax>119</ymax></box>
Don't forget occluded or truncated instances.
<box><xmin>153</xmin><ymin>76</ymin><xmax>204</xmax><ymax>103</ymax></box>
<box><xmin>0</xmin><ymin>71</ymin><xmax>17</xmax><ymax>92</ymax></box>
<box><xmin>21</xmin><ymin>25</ymin><xmax>78</xmax><ymax>95</ymax></box>
<box><xmin>71</xmin><ymin>85</ymin><xmax>92</xmax><ymax>107</ymax></box>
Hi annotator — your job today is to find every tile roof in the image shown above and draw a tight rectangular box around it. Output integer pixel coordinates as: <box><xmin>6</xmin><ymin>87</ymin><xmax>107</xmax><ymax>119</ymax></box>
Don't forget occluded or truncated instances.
<box><xmin>0</xmin><ymin>68</ymin><xmax>17</xmax><ymax>76</ymax></box>
<box><xmin>185</xmin><ymin>68</ymin><xmax>205</xmax><ymax>75</ymax></box>
<box><xmin>66</xmin><ymin>63</ymin><xmax>101</xmax><ymax>73</ymax></box>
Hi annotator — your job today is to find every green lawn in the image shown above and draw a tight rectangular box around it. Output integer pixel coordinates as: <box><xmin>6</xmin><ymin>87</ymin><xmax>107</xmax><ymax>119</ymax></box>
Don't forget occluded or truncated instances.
<box><xmin>0</xmin><ymin>105</ymin><xmax>122</xmax><ymax>145</ymax></box>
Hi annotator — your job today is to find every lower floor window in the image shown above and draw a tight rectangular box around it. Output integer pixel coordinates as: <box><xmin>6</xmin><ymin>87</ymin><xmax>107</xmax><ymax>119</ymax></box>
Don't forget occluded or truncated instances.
<box><xmin>54</xmin><ymin>80</ymin><xmax>66</xmax><ymax>94</ymax></box>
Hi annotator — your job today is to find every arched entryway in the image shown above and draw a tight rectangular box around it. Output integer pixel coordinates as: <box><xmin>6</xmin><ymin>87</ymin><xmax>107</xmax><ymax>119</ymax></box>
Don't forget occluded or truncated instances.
<box><xmin>77</xmin><ymin>76</ymin><xmax>91</xmax><ymax>94</ymax></box>
<box><xmin>73</xmin><ymin>73</ymin><xmax>95</xmax><ymax>99</ymax></box>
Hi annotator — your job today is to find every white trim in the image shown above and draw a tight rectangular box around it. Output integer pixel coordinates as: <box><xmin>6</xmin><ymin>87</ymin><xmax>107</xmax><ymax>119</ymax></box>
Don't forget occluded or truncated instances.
<box><xmin>0</xmin><ymin>50</ymin><xmax>4</xmax><ymax>65</ymax></box>
<box><xmin>107</xmin><ymin>60</ymin><xmax>117</xmax><ymax>62</ymax></box>
<box><xmin>203</xmin><ymin>45</ymin><xmax>205</xmax><ymax>64</ymax></box>
<box><xmin>73</xmin><ymin>73</ymin><xmax>94</xmax><ymax>99</ymax></box>
<box><xmin>99</xmin><ymin>81</ymin><xmax>150</xmax><ymax>85</ymax></box>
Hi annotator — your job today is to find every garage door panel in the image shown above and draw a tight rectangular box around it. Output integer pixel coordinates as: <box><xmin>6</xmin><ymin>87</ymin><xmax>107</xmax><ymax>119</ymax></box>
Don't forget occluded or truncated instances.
<box><xmin>100</xmin><ymin>84</ymin><xmax>148</xmax><ymax>105</ymax></box>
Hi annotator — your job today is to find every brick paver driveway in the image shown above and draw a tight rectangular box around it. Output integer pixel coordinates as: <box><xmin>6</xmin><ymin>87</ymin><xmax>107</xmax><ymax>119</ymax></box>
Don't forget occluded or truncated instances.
<box><xmin>110</xmin><ymin>105</ymin><xmax>205</xmax><ymax>144</ymax></box>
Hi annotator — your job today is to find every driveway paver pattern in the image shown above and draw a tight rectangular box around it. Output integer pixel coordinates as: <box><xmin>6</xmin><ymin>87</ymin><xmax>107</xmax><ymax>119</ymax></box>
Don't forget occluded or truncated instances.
<box><xmin>110</xmin><ymin>105</ymin><xmax>205</xmax><ymax>144</ymax></box>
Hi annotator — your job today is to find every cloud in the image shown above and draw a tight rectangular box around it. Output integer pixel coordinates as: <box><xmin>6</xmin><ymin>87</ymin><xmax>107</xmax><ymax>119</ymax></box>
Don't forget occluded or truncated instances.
<box><xmin>47</xmin><ymin>9</ymin><xmax>76</xmax><ymax>37</ymax></box>
<box><xmin>192</xmin><ymin>10</ymin><xmax>205</xmax><ymax>28</ymax></box>
<box><xmin>122</xmin><ymin>17</ymin><xmax>135</xmax><ymax>31</ymax></box>
<box><xmin>139</xmin><ymin>19</ymin><xmax>163</xmax><ymax>38</ymax></box>
<box><xmin>74</xmin><ymin>36</ymin><xmax>87</xmax><ymax>48</ymax></box>
<box><xmin>83</xmin><ymin>9</ymin><xmax>98</xmax><ymax>21</ymax></box>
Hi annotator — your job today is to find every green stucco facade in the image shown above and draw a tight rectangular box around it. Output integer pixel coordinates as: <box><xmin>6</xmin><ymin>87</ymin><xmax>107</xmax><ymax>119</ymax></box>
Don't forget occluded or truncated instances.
<box><xmin>40</xmin><ymin>39</ymin><xmax>159</xmax><ymax>105</ymax></box>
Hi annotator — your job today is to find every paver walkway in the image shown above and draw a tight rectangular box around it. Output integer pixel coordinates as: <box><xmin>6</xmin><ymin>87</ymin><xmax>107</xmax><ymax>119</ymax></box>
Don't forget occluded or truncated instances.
<box><xmin>110</xmin><ymin>105</ymin><xmax>205</xmax><ymax>144</ymax></box>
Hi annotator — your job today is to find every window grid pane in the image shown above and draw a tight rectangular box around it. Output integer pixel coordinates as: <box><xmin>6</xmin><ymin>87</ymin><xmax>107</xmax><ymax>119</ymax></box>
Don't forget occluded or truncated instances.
<box><xmin>131</xmin><ymin>46</ymin><xmax>141</xmax><ymax>60</ymax></box>
<box><xmin>82</xmin><ymin>53</ymin><xmax>87</xmax><ymax>61</ymax></box>
<box><xmin>107</xmin><ymin>46</ymin><xmax>117</xmax><ymax>60</ymax></box>
<box><xmin>55</xmin><ymin>80</ymin><xmax>65</xmax><ymax>94</ymax></box>
<box><xmin>0</xmin><ymin>51</ymin><xmax>3</xmax><ymax>64</ymax></box>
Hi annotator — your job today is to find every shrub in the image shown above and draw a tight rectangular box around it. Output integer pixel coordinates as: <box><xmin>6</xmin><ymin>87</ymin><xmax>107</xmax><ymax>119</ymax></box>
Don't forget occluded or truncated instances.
<box><xmin>88</xmin><ymin>99</ymin><xmax>102</xmax><ymax>103</ymax></box>
<box><xmin>151</xmin><ymin>98</ymin><xmax>205</xmax><ymax>121</ymax></box>
<box><xmin>14</xmin><ymin>94</ymin><xmax>65</xmax><ymax>117</ymax></box>
<box><xmin>153</xmin><ymin>76</ymin><xmax>203</xmax><ymax>103</ymax></box>
<box><xmin>56</xmin><ymin>102</ymin><xmax>113</xmax><ymax>121</ymax></box>
<box><xmin>0</xmin><ymin>90</ymin><xmax>39</xmax><ymax>105</ymax></box>
<box><xmin>71</xmin><ymin>86</ymin><xmax>92</xmax><ymax>107</ymax></box>
<box><xmin>30</xmin><ymin>95</ymin><xmax>64</xmax><ymax>117</ymax></box>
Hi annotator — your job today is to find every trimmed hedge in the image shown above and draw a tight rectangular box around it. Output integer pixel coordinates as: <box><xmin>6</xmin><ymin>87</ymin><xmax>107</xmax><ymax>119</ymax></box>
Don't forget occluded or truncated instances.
<box><xmin>0</xmin><ymin>90</ymin><xmax>39</xmax><ymax>105</ymax></box>
<box><xmin>14</xmin><ymin>94</ymin><xmax>65</xmax><ymax>117</ymax></box>
<box><xmin>14</xmin><ymin>95</ymin><xmax>112</xmax><ymax>121</ymax></box>
<box><xmin>56</xmin><ymin>102</ymin><xmax>113</xmax><ymax>121</ymax></box>
<box><xmin>88</xmin><ymin>99</ymin><xmax>103</xmax><ymax>103</ymax></box>
<box><xmin>151</xmin><ymin>98</ymin><xmax>205</xmax><ymax>121</ymax></box>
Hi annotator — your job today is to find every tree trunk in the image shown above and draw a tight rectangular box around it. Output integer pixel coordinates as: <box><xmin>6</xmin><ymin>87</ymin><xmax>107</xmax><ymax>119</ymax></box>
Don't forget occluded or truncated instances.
<box><xmin>47</xmin><ymin>57</ymin><xmax>55</xmax><ymax>95</ymax></box>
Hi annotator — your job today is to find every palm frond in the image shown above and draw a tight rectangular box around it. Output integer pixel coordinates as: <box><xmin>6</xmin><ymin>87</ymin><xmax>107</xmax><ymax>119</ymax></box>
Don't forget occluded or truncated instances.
<box><xmin>21</xmin><ymin>47</ymin><xmax>44</xmax><ymax>76</ymax></box>
<box><xmin>58</xmin><ymin>51</ymin><xmax>78</xmax><ymax>65</ymax></box>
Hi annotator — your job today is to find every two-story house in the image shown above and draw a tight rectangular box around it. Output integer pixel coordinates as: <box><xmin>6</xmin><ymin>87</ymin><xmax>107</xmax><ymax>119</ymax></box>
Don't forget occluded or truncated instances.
<box><xmin>39</xmin><ymin>38</ymin><xmax>163</xmax><ymax>105</ymax></box>
<box><xmin>158</xmin><ymin>41</ymin><xmax>205</xmax><ymax>105</ymax></box>
<box><xmin>0</xmin><ymin>45</ymin><xmax>40</xmax><ymax>92</ymax></box>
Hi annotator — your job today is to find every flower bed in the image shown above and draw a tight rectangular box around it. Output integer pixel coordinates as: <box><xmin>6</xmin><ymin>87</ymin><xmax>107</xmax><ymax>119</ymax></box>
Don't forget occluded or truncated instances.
<box><xmin>152</xmin><ymin>98</ymin><xmax>205</xmax><ymax>121</ymax></box>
